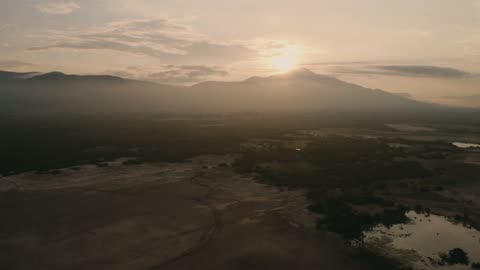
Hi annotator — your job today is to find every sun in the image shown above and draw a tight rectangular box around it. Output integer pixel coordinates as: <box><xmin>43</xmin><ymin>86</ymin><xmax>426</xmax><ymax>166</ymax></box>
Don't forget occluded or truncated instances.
<box><xmin>271</xmin><ymin>55</ymin><xmax>296</xmax><ymax>73</ymax></box>
<box><xmin>270</xmin><ymin>46</ymin><xmax>302</xmax><ymax>73</ymax></box>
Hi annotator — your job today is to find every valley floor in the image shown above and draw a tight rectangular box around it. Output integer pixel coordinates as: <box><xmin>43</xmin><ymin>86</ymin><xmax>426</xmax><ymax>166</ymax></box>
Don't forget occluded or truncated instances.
<box><xmin>0</xmin><ymin>156</ymin><xmax>354</xmax><ymax>270</ymax></box>
<box><xmin>2</xmin><ymin>116</ymin><xmax>480</xmax><ymax>270</ymax></box>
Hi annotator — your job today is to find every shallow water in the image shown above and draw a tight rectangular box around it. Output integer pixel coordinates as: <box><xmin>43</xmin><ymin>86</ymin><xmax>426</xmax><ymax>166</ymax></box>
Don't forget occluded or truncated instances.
<box><xmin>453</xmin><ymin>142</ymin><xmax>480</xmax><ymax>149</ymax></box>
<box><xmin>364</xmin><ymin>211</ymin><xmax>480</xmax><ymax>269</ymax></box>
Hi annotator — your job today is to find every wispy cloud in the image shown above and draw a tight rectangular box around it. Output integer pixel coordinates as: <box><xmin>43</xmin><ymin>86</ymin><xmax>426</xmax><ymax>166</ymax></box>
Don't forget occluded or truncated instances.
<box><xmin>106</xmin><ymin>64</ymin><xmax>229</xmax><ymax>85</ymax></box>
<box><xmin>28</xmin><ymin>18</ymin><xmax>256</xmax><ymax>62</ymax></box>
<box><xmin>374</xmin><ymin>65</ymin><xmax>472</xmax><ymax>78</ymax></box>
<box><xmin>36</xmin><ymin>1</ymin><xmax>80</xmax><ymax>15</ymax></box>
<box><xmin>332</xmin><ymin>65</ymin><xmax>474</xmax><ymax>79</ymax></box>
<box><xmin>150</xmin><ymin>65</ymin><xmax>228</xmax><ymax>84</ymax></box>
<box><xmin>302</xmin><ymin>61</ymin><xmax>373</xmax><ymax>66</ymax></box>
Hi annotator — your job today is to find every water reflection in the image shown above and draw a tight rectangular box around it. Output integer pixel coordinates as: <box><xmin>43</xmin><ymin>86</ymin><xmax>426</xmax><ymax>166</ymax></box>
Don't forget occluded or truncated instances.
<box><xmin>363</xmin><ymin>211</ymin><xmax>480</xmax><ymax>269</ymax></box>
<box><xmin>453</xmin><ymin>142</ymin><xmax>480</xmax><ymax>149</ymax></box>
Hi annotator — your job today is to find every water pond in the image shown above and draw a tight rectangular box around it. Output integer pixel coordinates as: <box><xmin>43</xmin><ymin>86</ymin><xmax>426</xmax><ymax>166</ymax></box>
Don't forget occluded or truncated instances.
<box><xmin>363</xmin><ymin>211</ymin><xmax>480</xmax><ymax>269</ymax></box>
<box><xmin>453</xmin><ymin>142</ymin><xmax>480</xmax><ymax>149</ymax></box>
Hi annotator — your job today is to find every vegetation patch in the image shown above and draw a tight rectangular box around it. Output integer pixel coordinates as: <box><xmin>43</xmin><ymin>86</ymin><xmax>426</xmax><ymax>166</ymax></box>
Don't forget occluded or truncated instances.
<box><xmin>438</xmin><ymin>248</ymin><xmax>470</xmax><ymax>266</ymax></box>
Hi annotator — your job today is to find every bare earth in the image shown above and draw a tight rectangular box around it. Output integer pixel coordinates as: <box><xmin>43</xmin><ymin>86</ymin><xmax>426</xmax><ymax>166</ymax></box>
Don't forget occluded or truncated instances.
<box><xmin>0</xmin><ymin>155</ymin><xmax>352</xmax><ymax>270</ymax></box>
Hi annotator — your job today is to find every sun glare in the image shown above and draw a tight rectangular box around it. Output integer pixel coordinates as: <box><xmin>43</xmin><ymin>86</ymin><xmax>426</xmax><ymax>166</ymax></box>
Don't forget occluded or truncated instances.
<box><xmin>270</xmin><ymin>46</ymin><xmax>302</xmax><ymax>73</ymax></box>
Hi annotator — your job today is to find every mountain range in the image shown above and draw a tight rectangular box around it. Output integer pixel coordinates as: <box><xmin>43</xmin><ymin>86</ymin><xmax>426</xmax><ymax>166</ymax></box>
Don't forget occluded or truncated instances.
<box><xmin>0</xmin><ymin>69</ymin><xmax>441</xmax><ymax>114</ymax></box>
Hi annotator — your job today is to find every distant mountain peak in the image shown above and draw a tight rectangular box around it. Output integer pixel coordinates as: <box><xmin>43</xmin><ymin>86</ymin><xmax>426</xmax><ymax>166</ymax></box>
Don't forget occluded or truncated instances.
<box><xmin>34</xmin><ymin>71</ymin><xmax>65</xmax><ymax>78</ymax></box>
<box><xmin>26</xmin><ymin>71</ymin><xmax>126</xmax><ymax>83</ymax></box>
<box><xmin>278</xmin><ymin>68</ymin><xmax>339</xmax><ymax>81</ymax></box>
<box><xmin>0</xmin><ymin>70</ymin><xmax>42</xmax><ymax>80</ymax></box>
<box><xmin>28</xmin><ymin>71</ymin><xmax>68</xmax><ymax>81</ymax></box>
<box><xmin>0</xmin><ymin>68</ymin><xmax>441</xmax><ymax>114</ymax></box>
<box><xmin>45</xmin><ymin>71</ymin><xmax>65</xmax><ymax>76</ymax></box>
<box><xmin>283</xmin><ymin>68</ymin><xmax>317</xmax><ymax>77</ymax></box>
<box><xmin>245</xmin><ymin>68</ymin><xmax>337</xmax><ymax>83</ymax></box>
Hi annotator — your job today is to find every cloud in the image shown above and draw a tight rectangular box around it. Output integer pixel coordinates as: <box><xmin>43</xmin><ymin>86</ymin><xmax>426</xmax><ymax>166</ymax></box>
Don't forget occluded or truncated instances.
<box><xmin>105</xmin><ymin>70</ymin><xmax>135</xmax><ymax>79</ymax></box>
<box><xmin>373</xmin><ymin>65</ymin><xmax>472</xmax><ymax>78</ymax></box>
<box><xmin>28</xmin><ymin>18</ymin><xmax>256</xmax><ymax>62</ymax></box>
<box><xmin>0</xmin><ymin>60</ymin><xmax>32</xmax><ymax>69</ymax></box>
<box><xmin>150</xmin><ymin>65</ymin><xmax>229</xmax><ymax>84</ymax></box>
<box><xmin>331</xmin><ymin>64</ymin><xmax>474</xmax><ymax>78</ymax></box>
<box><xmin>36</xmin><ymin>1</ymin><xmax>80</xmax><ymax>15</ymax></box>
<box><xmin>105</xmin><ymin>65</ymin><xmax>229</xmax><ymax>85</ymax></box>
<box><xmin>302</xmin><ymin>61</ymin><xmax>373</xmax><ymax>66</ymax></box>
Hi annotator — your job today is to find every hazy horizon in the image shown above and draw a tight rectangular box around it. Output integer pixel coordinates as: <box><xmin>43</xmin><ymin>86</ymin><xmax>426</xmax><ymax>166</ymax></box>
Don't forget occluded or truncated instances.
<box><xmin>1</xmin><ymin>0</ymin><xmax>480</xmax><ymax>107</ymax></box>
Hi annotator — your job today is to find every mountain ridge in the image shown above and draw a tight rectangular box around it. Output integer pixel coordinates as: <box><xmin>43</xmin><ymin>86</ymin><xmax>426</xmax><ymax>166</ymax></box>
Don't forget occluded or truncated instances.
<box><xmin>0</xmin><ymin>68</ymin><xmax>445</xmax><ymax>114</ymax></box>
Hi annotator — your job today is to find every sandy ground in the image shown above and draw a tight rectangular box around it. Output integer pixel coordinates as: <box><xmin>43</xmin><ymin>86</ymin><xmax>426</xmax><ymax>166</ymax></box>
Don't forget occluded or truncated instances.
<box><xmin>0</xmin><ymin>155</ymin><xmax>351</xmax><ymax>270</ymax></box>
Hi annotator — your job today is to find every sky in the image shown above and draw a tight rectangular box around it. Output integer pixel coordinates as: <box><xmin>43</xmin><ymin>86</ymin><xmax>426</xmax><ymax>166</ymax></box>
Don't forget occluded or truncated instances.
<box><xmin>1</xmin><ymin>0</ymin><xmax>480</xmax><ymax>106</ymax></box>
